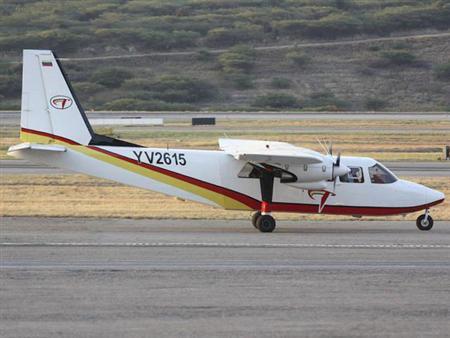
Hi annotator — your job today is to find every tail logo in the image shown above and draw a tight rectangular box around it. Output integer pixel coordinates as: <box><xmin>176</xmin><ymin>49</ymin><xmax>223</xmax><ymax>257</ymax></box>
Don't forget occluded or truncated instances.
<box><xmin>50</xmin><ymin>95</ymin><xmax>73</xmax><ymax>110</ymax></box>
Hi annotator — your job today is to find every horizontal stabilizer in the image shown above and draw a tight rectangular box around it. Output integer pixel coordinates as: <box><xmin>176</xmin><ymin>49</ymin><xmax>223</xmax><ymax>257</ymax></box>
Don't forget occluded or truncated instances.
<box><xmin>7</xmin><ymin>142</ymin><xmax>66</xmax><ymax>155</ymax></box>
<box><xmin>219</xmin><ymin>138</ymin><xmax>323</xmax><ymax>165</ymax></box>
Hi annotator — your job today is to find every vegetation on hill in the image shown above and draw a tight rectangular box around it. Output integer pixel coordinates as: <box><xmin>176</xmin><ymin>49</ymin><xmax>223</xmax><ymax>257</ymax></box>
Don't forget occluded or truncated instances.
<box><xmin>0</xmin><ymin>0</ymin><xmax>449</xmax><ymax>111</ymax></box>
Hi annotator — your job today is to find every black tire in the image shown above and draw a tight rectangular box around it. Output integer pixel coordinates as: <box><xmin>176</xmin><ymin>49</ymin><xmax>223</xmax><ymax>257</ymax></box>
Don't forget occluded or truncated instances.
<box><xmin>416</xmin><ymin>214</ymin><xmax>434</xmax><ymax>231</ymax></box>
<box><xmin>251</xmin><ymin>211</ymin><xmax>262</xmax><ymax>228</ymax></box>
<box><xmin>256</xmin><ymin>214</ymin><xmax>276</xmax><ymax>233</ymax></box>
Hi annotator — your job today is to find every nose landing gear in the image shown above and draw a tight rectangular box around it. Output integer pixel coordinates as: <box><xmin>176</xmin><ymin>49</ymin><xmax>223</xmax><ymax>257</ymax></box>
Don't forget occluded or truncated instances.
<box><xmin>416</xmin><ymin>209</ymin><xmax>434</xmax><ymax>231</ymax></box>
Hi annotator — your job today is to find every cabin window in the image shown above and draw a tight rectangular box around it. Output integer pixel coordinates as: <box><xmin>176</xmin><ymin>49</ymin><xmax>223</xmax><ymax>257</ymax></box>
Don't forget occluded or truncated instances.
<box><xmin>339</xmin><ymin>167</ymin><xmax>364</xmax><ymax>183</ymax></box>
<box><xmin>369</xmin><ymin>164</ymin><xmax>397</xmax><ymax>184</ymax></box>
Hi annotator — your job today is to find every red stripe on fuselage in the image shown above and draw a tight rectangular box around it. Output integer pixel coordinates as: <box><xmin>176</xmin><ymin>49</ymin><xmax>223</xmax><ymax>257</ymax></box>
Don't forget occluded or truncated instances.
<box><xmin>21</xmin><ymin>127</ymin><xmax>80</xmax><ymax>145</ymax></box>
<box><xmin>88</xmin><ymin>145</ymin><xmax>260</xmax><ymax>209</ymax></box>
<box><xmin>20</xmin><ymin>128</ymin><xmax>444</xmax><ymax>216</ymax></box>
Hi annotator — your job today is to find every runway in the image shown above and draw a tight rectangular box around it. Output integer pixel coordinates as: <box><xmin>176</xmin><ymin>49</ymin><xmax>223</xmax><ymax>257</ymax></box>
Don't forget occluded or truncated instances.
<box><xmin>1</xmin><ymin>217</ymin><xmax>450</xmax><ymax>337</ymax></box>
<box><xmin>2</xmin><ymin>159</ymin><xmax>449</xmax><ymax>176</ymax></box>
<box><xmin>1</xmin><ymin>110</ymin><xmax>449</xmax><ymax>125</ymax></box>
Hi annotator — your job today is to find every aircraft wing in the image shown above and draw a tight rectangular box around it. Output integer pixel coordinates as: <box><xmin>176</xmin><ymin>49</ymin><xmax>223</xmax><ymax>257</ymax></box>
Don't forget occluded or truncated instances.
<box><xmin>219</xmin><ymin>138</ymin><xmax>323</xmax><ymax>165</ymax></box>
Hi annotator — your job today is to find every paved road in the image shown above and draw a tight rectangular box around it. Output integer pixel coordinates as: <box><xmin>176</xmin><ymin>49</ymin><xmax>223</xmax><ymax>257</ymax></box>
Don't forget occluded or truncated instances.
<box><xmin>1</xmin><ymin>111</ymin><xmax>449</xmax><ymax>125</ymax></box>
<box><xmin>1</xmin><ymin>159</ymin><xmax>449</xmax><ymax>176</ymax></box>
<box><xmin>1</xmin><ymin>217</ymin><xmax>450</xmax><ymax>337</ymax></box>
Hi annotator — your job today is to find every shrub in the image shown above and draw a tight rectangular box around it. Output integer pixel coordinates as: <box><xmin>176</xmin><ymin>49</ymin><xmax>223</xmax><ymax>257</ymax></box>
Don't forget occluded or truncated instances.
<box><xmin>275</xmin><ymin>14</ymin><xmax>361</xmax><ymax>39</ymax></box>
<box><xmin>364</xmin><ymin>97</ymin><xmax>387</xmax><ymax>111</ymax></box>
<box><xmin>151</xmin><ymin>75</ymin><xmax>217</xmax><ymax>103</ymax></box>
<box><xmin>364</xmin><ymin>5</ymin><xmax>450</xmax><ymax>35</ymax></box>
<box><xmin>304</xmin><ymin>92</ymin><xmax>349</xmax><ymax>111</ymax></box>
<box><xmin>102</xmin><ymin>98</ymin><xmax>194</xmax><ymax>111</ymax></box>
<box><xmin>170</xmin><ymin>30</ymin><xmax>200</xmax><ymax>48</ymax></box>
<box><xmin>72</xmin><ymin>82</ymin><xmax>105</xmax><ymax>96</ymax></box>
<box><xmin>253</xmin><ymin>93</ymin><xmax>299</xmax><ymax>109</ymax></box>
<box><xmin>0</xmin><ymin>99</ymin><xmax>20</xmax><ymax>110</ymax></box>
<box><xmin>381</xmin><ymin>50</ymin><xmax>417</xmax><ymax>66</ymax></box>
<box><xmin>334</xmin><ymin>0</ymin><xmax>352</xmax><ymax>10</ymax></box>
<box><xmin>95</xmin><ymin>29</ymin><xmax>199</xmax><ymax>50</ymax></box>
<box><xmin>271</xmin><ymin>77</ymin><xmax>292</xmax><ymax>89</ymax></box>
<box><xmin>0</xmin><ymin>29</ymin><xmax>89</xmax><ymax>53</ymax></box>
<box><xmin>91</xmin><ymin>68</ymin><xmax>133</xmax><ymax>88</ymax></box>
<box><xmin>205</xmin><ymin>28</ymin><xmax>241</xmax><ymax>47</ymax></box>
<box><xmin>102</xmin><ymin>98</ymin><xmax>148</xmax><ymax>110</ymax></box>
<box><xmin>228</xmin><ymin>74</ymin><xmax>254</xmax><ymax>90</ymax></box>
<box><xmin>0</xmin><ymin>75</ymin><xmax>21</xmax><ymax>97</ymax></box>
<box><xmin>218</xmin><ymin>45</ymin><xmax>256</xmax><ymax>74</ymax></box>
<box><xmin>196</xmin><ymin>49</ymin><xmax>213</xmax><ymax>62</ymax></box>
<box><xmin>205</xmin><ymin>24</ymin><xmax>263</xmax><ymax>47</ymax></box>
<box><xmin>286</xmin><ymin>51</ymin><xmax>310</xmax><ymax>67</ymax></box>
<box><xmin>121</xmin><ymin>78</ymin><xmax>154</xmax><ymax>91</ymax></box>
<box><xmin>434</xmin><ymin>62</ymin><xmax>450</xmax><ymax>81</ymax></box>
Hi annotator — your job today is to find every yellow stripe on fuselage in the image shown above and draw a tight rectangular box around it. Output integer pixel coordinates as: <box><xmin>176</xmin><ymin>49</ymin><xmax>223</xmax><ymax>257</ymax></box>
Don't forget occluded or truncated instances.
<box><xmin>20</xmin><ymin>130</ymin><xmax>251</xmax><ymax>210</ymax></box>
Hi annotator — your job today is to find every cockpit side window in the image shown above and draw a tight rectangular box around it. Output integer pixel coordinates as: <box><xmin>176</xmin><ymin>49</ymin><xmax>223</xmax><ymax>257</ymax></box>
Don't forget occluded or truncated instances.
<box><xmin>339</xmin><ymin>167</ymin><xmax>364</xmax><ymax>183</ymax></box>
<box><xmin>369</xmin><ymin>163</ymin><xmax>397</xmax><ymax>184</ymax></box>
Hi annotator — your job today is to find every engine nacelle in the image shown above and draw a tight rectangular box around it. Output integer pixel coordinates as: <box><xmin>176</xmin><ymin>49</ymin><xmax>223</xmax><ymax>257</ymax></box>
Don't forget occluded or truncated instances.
<box><xmin>287</xmin><ymin>158</ymin><xmax>349</xmax><ymax>183</ymax></box>
<box><xmin>289</xmin><ymin>162</ymin><xmax>332</xmax><ymax>183</ymax></box>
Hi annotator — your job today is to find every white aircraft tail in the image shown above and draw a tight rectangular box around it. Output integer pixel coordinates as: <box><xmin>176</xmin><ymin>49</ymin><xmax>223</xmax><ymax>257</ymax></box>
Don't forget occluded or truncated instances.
<box><xmin>20</xmin><ymin>50</ymin><xmax>138</xmax><ymax>147</ymax></box>
<box><xmin>20</xmin><ymin>49</ymin><xmax>94</xmax><ymax>145</ymax></box>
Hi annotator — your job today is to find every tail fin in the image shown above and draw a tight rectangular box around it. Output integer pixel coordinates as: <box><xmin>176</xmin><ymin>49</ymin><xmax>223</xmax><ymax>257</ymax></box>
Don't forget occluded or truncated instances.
<box><xmin>20</xmin><ymin>49</ymin><xmax>94</xmax><ymax>145</ymax></box>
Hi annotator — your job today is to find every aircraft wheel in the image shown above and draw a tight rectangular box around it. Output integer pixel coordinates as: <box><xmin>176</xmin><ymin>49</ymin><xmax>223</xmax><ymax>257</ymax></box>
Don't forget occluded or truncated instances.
<box><xmin>251</xmin><ymin>211</ymin><xmax>262</xmax><ymax>228</ymax></box>
<box><xmin>256</xmin><ymin>214</ymin><xmax>276</xmax><ymax>233</ymax></box>
<box><xmin>416</xmin><ymin>214</ymin><xmax>434</xmax><ymax>231</ymax></box>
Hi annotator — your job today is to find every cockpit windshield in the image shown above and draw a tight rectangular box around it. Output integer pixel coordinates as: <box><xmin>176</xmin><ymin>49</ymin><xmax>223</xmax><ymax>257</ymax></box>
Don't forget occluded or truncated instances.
<box><xmin>368</xmin><ymin>163</ymin><xmax>397</xmax><ymax>184</ymax></box>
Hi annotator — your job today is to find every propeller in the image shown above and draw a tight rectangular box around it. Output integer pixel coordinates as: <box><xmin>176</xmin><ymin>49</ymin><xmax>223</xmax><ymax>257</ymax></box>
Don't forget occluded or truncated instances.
<box><xmin>331</xmin><ymin>152</ymin><xmax>340</xmax><ymax>191</ymax></box>
<box><xmin>331</xmin><ymin>152</ymin><xmax>351</xmax><ymax>192</ymax></box>
<box><xmin>317</xmin><ymin>138</ymin><xmax>349</xmax><ymax>192</ymax></box>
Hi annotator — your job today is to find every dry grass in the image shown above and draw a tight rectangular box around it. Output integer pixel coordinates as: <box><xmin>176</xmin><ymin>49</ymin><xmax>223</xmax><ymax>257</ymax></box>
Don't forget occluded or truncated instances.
<box><xmin>2</xmin><ymin>119</ymin><xmax>449</xmax><ymax>161</ymax></box>
<box><xmin>1</xmin><ymin>174</ymin><xmax>448</xmax><ymax>221</ymax></box>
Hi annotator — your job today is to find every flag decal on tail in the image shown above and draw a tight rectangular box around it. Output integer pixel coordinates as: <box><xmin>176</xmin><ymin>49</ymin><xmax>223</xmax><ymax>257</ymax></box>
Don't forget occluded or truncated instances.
<box><xmin>50</xmin><ymin>95</ymin><xmax>73</xmax><ymax>109</ymax></box>
<box><xmin>42</xmin><ymin>61</ymin><xmax>53</xmax><ymax>67</ymax></box>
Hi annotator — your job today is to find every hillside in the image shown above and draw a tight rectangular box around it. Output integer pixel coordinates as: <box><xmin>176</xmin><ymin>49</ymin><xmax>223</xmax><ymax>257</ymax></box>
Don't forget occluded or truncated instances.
<box><xmin>1</xmin><ymin>0</ymin><xmax>450</xmax><ymax>111</ymax></box>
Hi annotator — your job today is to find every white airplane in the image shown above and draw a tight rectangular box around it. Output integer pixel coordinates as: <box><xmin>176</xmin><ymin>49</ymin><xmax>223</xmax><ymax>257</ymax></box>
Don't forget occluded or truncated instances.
<box><xmin>8</xmin><ymin>50</ymin><xmax>445</xmax><ymax>232</ymax></box>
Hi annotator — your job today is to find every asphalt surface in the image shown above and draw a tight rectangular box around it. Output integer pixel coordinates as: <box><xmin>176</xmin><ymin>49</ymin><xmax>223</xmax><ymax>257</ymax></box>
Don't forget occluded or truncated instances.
<box><xmin>1</xmin><ymin>217</ymin><xmax>450</xmax><ymax>337</ymax></box>
<box><xmin>1</xmin><ymin>159</ymin><xmax>449</xmax><ymax>177</ymax></box>
<box><xmin>1</xmin><ymin>111</ymin><xmax>450</xmax><ymax>125</ymax></box>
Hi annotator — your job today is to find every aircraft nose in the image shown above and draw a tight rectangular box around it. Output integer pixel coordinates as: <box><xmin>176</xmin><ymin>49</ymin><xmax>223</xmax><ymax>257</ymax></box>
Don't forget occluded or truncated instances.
<box><xmin>428</xmin><ymin>189</ymin><xmax>445</xmax><ymax>204</ymax></box>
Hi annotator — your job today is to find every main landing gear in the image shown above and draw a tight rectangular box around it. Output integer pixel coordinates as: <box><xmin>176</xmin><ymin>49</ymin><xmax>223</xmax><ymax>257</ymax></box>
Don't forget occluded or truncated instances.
<box><xmin>416</xmin><ymin>209</ymin><xmax>434</xmax><ymax>231</ymax></box>
<box><xmin>252</xmin><ymin>211</ymin><xmax>276</xmax><ymax>233</ymax></box>
<box><xmin>250</xmin><ymin>165</ymin><xmax>277</xmax><ymax>233</ymax></box>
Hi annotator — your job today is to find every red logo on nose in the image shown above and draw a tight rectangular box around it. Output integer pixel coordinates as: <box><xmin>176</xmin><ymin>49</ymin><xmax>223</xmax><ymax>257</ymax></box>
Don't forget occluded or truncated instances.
<box><xmin>50</xmin><ymin>95</ymin><xmax>73</xmax><ymax>110</ymax></box>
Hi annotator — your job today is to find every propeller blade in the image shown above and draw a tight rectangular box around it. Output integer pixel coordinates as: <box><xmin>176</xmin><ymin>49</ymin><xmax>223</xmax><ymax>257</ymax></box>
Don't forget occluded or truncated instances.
<box><xmin>316</xmin><ymin>138</ymin><xmax>328</xmax><ymax>155</ymax></box>
<box><xmin>328</xmin><ymin>142</ymin><xmax>333</xmax><ymax>156</ymax></box>
<box><xmin>336</xmin><ymin>152</ymin><xmax>341</xmax><ymax>167</ymax></box>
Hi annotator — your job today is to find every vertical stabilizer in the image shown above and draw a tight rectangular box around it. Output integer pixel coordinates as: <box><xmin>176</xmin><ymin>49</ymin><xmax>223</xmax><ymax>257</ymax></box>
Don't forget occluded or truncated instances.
<box><xmin>20</xmin><ymin>49</ymin><xmax>93</xmax><ymax>145</ymax></box>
